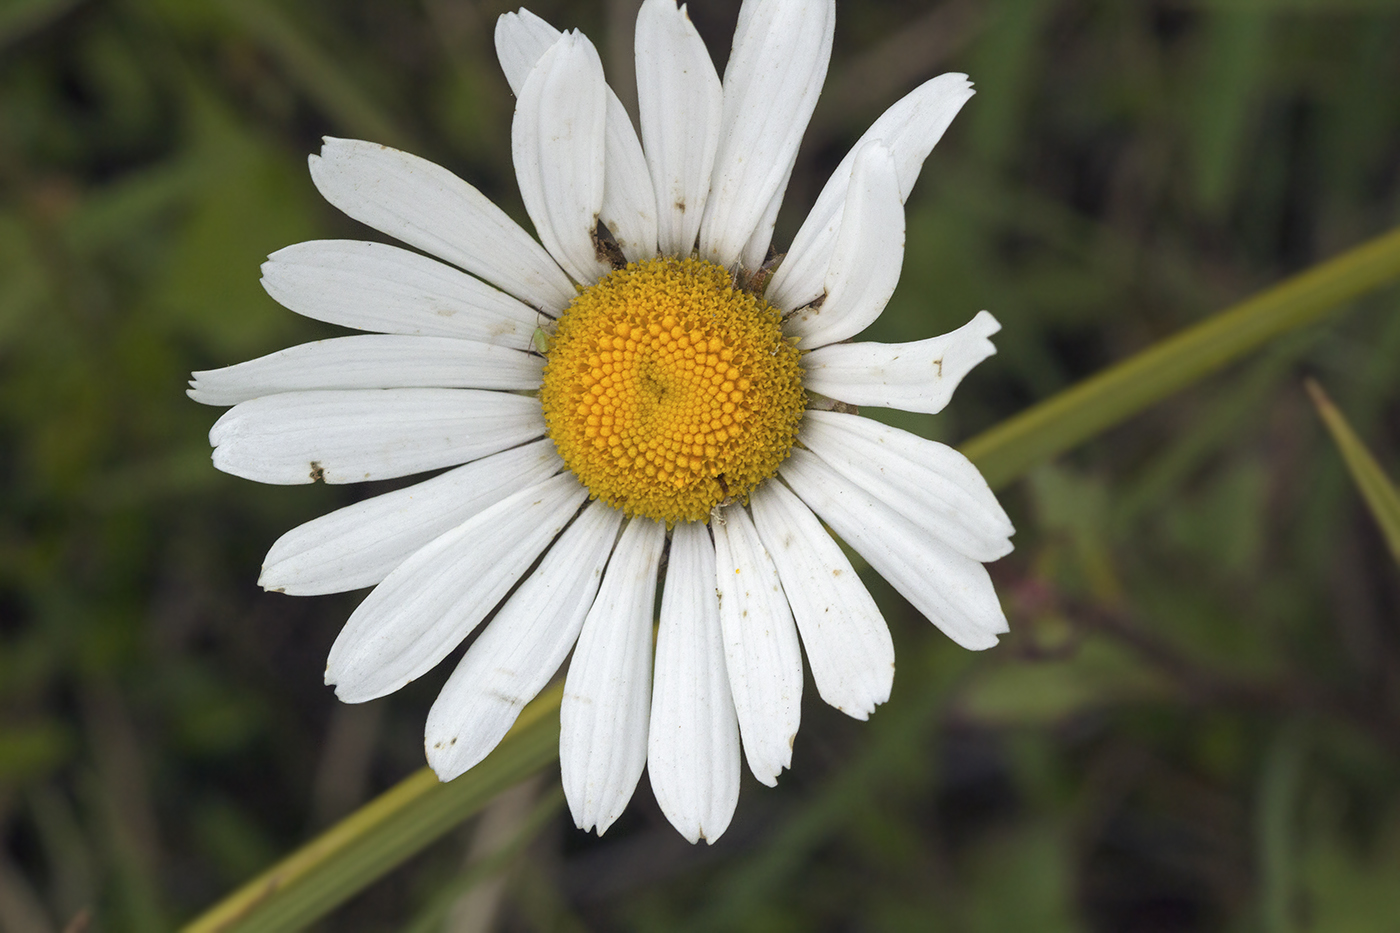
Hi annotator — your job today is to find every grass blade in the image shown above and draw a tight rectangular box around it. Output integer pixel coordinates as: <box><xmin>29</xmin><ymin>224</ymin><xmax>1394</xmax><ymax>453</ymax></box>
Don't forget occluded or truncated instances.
<box><xmin>181</xmin><ymin>684</ymin><xmax>562</xmax><ymax>933</ymax></box>
<box><xmin>1305</xmin><ymin>379</ymin><xmax>1400</xmax><ymax>565</ymax></box>
<box><xmin>961</xmin><ymin>226</ymin><xmax>1400</xmax><ymax>489</ymax></box>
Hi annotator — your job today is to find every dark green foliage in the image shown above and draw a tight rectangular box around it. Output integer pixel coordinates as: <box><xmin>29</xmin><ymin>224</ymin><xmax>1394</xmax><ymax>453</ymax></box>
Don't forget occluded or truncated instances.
<box><xmin>1</xmin><ymin>1</ymin><xmax>1398</xmax><ymax>930</ymax></box>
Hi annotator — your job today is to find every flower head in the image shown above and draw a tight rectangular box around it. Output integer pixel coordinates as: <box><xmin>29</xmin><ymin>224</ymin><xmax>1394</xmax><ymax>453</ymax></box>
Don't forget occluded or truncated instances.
<box><xmin>191</xmin><ymin>0</ymin><xmax>1013</xmax><ymax>844</ymax></box>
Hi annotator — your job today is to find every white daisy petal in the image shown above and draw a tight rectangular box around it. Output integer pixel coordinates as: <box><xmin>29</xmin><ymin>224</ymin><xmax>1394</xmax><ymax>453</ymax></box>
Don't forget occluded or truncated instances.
<box><xmin>325</xmin><ymin>473</ymin><xmax>588</xmax><ymax>703</ymax></box>
<box><xmin>209</xmin><ymin>389</ymin><xmax>544</xmax><ymax>485</ymax></box>
<box><xmin>785</xmin><ymin>142</ymin><xmax>903</xmax><ymax>348</ymax></box>
<box><xmin>699</xmin><ymin>0</ymin><xmax>835</xmax><ymax>268</ymax></box>
<box><xmin>513</xmin><ymin>32</ymin><xmax>611</xmax><ymax>285</ymax></box>
<box><xmin>494</xmin><ymin>9</ymin><xmax>560</xmax><ymax>95</ymax></box>
<box><xmin>780</xmin><ymin>448</ymin><xmax>1008</xmax><ymax>650</ymax></box>
<box><xmin>799</xmin><ymin>409</ymin><xmax>1014</xmax><ymax>561</ymax></box>
<box><xmin>189</xmin><ymin>335</ymin><xmax>543</xmax><ymax>406</ymax></box>
<box><xmin>599</xmin><ymin>88</ymin><xmax>661</xmax><ymax>262</ymax></box>
<box><xmin>426</xmin><ymin>499</ymin><xmax>624</xmax><ymax>781</ymax></box>
<box><xmin>308</xmin><ymin>139</ymin><xmax>575</xmax><ymax>313</ymax></box>
<box><xmin>802</xmin><ymin>310</ymin><xmax>1001</xmax><ymax>414</ymax></box>
<box><xmin>260</xmin><ymin>241</ymin><xmax>547</xmax><ymax>346</ymax></box>
<box><xmin>259</xmin><ymin>439</ymin><xmax>563</xmax><ymax>597</ymax></box>
<box><xmin>739</xmin><ymin>151</ymin><xmax>795</xmax><ymax>273</ymax></box>
<box><xmin>749</xmin><ymin>481</ymin><xmax>894</xmax><ymax>721</ymax></box>
<box><xmin>635</xmin><ymin>0</ymin><xmax>723</xmax><ymax>257</ymax></box>
<box><xmin>561</xmin><ymin>517</ymin><xmax>666</xmax><ymax>835</ymax></box>
<box><xmin>712</xmin><ymin>504</ymin><xmax>802</xmax><ymax>787</ymax></box>
<box><xmin>497</xmin><ymin>10</ymin><xmax>659</xmax><ymax>262</ymax></box>
<box><xmin>649</xmin><ymin>521</ymin><xmax>741</xmax><ymax>845</ymax></box>
<box><xmin>768</xmin><ymin>73</ymin><xmax>975</xmax><ymax>311</ymax></box>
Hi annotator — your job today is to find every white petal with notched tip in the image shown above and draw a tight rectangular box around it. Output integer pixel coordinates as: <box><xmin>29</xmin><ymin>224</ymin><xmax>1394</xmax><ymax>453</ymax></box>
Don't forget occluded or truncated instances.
<box><xmin>426</xmin><ymin>500</ymin><xmax>623</xmax><ymax>781</ymax></box>
<box><xmin>750</xmin><ymin>480</ymin><xmax>894</xmax><ymax>720</ymax></box>
<box><xmin>189</xmin><ymin>335</ymin><xmax>542</xmax><ymax>406</ymax></box>
<box><xmin>699</xmin><ymin>0</ymin><xmax>834</xmax><ymax>267</ymax></box>
<box><xmin>560</xmin><ymin>517</ymin><xmax>666</xmax><ymax>834</ymax></box>
<box><xmin>799</xmin><ymin>410</ymin><xmax>1014</xmax><ymax>562</ymax></box>
<box><xmin>259</xmin><ymin>439</ymin><xmax>563</xmax><ymax>596</ymax></box>
<box><xmin>635</xmin><ymin>0</ymin><xmax>723</xmax><ymax>257</ymax></box>
<box><xmin>512</xmin><ymin>33</ymin><xmax>611</xmax><ymax>285</ymax></box>
<box><xmin>712</xmin><ymin>504</ymin><xmax>803</xmax><ymax>787</ymax></box>
<box><xmin>649</xmin><ymin>520</ymin><xmax>741</xmax><ymax>844</ymax></box>
<box><xmin>497</xmin><ymin>11</ymin><xmax>658</xmax><ymax>262</ymax></box>
<box><xmin>210</xmin><ymin>389</ymin><xmax>544</xmax><ymax>486</ymax></box>
<box><xmin>802</xmin><ymin>311</ymin><xmax>1000</xmax><ymax>414</ymax></box>
<box><xmin>325</xmin><ymin>474</ymin><xmax>588</xmax><ymax>703</ymax></box>
<box><xmin>781</xmin><ymin>448</ymin><xmax>1008</xmax><ymax>651</ymax></box>
<box><xmin>260</xmin><ymin>240</ymin><xmax>546</xmax><ymax>348</ymax></box>
<box><xmin>308</xmin><ymin>139</ymin><xmax>575</xmax><ymax>312</ymax></box>
<box><xmin>785</xmin><ymin>142</ymin><xmax>904</xmax><ymax>349</ymax></box>
<box><xmin>768</xmin><ymin>73</ymin><xmax>974</xmax><ymax>311</ymax></box>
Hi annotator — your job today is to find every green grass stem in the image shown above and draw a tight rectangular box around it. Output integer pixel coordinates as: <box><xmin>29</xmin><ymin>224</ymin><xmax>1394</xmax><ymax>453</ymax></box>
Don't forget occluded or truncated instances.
<box><xmin>962</xmin><ymin>227</ymin><xmax>1400</xmax><ymax>488</ymax></box>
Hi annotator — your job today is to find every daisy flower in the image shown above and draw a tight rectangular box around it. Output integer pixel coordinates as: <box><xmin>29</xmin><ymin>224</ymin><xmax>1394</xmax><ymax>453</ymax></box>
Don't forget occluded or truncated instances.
<box><xmin>191</xmin><ymin>0</ymin><xmax>1013</xmax><ymax>844</ymax></box>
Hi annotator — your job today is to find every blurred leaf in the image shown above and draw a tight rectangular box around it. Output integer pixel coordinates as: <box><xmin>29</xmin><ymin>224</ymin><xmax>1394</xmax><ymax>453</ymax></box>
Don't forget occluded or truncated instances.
<box><xmin>151</xmin><ymin>90</ymin><xmax>319</xmax><ymax>358</ymax></box>
<box><xmin>960</xmin><ymin>636</ymin><xmax>1171</xmax><ymax>726</ymax></box>
<box><xmin>1029</xmin><ymin>465</ymin><xmax>1123</xmax><ymax>602</ymax></box>
<box><xmin>961</xmin><ymin>226</ymin><xmax>1400</xmax><ymax>489</ymax></box>
<box><xmin>1190</xmin><ymin>7</ymin><xmax>1270</xmax><ymax>214</ymax></box>
<box><xmin>194</xmin><ymin>797</ymin><xmax>280</xmax><ymax>885</ymax></box>
<box><xmin>1257</xmin><ymin>722</ymin><xmax>1306</xmax><ymax>933</ymax></box>
<box><xmin>1159</xmin><ymin>458</ymin><xmax>1270</xmax><ymax>575</ymax></box>
<box><xmin>170</xmin><ymin>676</ymin><xmax>267</xmax><ymax>757</ymax></box>
<box><xmin>0</xmin><ymin>0</ymin><xmax>81</xmax><ymax>49</ymax></box>
<box><xmin>27</xmin><ymin>784</ymin><xmax>99</xmax><ymax>919</ymax></box>
<box><xmin>964</xmin><ymin>821</ymin><xmax>1084</xmax><ymax>933</ymax></box>
<box><xmin>430</xmin><ymin>61</ymin><xmax>507</xmax><ymax>166</ymax></box>
<box><xmin>182</xmin><ymin>683</ymin><xmax>562</xmax><ymax>933</ymax></box>
<box><xmin>0</xmin><ymin>721</ymin><xmax>74</xmax><ymax>783</ymax></box>
<box><xmin>0</xmin><ymin>211</ymin><xmax>49</xmax><ymax>350</ymax></box>
<box><xmin>1116</xmin><ymin>335</ymin><xmax>1313</xmax><ymax>524</ymax></box>
<box><xmin>1204</xmin><ymin>0</ymin><xmax>1400</xmax><ymax>10</ymax></box>
<box><xmin>1305</xmin><ymin>379</ymin><xmax>1400</xmax><ymax>565</ymax></box>
<box><xmin>64</xmin><ymin>158</ymin><xmax>208</xmax><ymax>258</ymax></box>
<box><xmin>211</xmin><ymin>0</ymin><xmax>416</xmax><ymax>150</ymax></box>
<box><xmin>964</xmin><ymin>0</ymin><xmax>1053</xmax><ymax>169</ymax></box>
<box><xmin>1303</xmin><ymin>807</ymin><xmax>1400</xmax><ymax>931</ymax></box>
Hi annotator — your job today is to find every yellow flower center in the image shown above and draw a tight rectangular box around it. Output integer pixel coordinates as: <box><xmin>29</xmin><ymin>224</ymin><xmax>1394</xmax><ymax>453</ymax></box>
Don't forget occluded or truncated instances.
<box><xmin>540</xmin><ymin>257</ymin><xmax>805</xmax><ymax>524</ymax></box>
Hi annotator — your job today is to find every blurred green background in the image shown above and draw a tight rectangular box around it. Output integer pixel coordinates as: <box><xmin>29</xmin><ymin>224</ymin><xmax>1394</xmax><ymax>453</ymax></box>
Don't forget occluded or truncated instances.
<box><xmin>2</xmin><ymin>0</ymin><xmax>1400</xmax><ymax>930</ymax></box>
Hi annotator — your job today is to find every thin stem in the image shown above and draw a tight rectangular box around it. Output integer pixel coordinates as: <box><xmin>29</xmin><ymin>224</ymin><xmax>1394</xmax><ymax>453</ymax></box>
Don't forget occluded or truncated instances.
<box><xmin>961</xmin><ymin>227</ymin><xmax>1400</xmax><ymax>489</ymax></box>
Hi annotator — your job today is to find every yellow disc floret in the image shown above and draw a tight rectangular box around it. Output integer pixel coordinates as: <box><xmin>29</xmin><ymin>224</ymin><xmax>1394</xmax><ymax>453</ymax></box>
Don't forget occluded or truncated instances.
<box><xmin>540</xmin><ymin>257</ymin><xmax>805</xmax><ymax>524</ymax></box>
